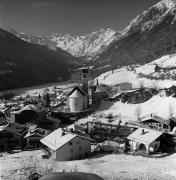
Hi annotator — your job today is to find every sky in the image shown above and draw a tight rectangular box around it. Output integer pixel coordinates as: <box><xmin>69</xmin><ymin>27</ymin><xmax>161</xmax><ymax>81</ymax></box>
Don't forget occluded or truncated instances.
<box><xmin>0</xmin><ymin>0</ymin><xmax>160</xmax><ymax>36</ymax></box>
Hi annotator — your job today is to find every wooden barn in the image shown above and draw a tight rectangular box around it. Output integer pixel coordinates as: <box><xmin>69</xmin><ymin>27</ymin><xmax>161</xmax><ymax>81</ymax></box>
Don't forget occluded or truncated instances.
<box><xmin>0</xmin><ymin>123</ymin><xmax>27</xmax><ymax>151</ymax></box>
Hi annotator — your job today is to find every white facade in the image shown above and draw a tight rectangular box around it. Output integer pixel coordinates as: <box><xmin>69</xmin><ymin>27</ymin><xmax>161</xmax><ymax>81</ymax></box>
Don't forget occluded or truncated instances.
<box><xmin>129</xmin><ymin>140</ymin><xmax>160</xmax><ymax>154</ymax></box>
<box><xmin>53</xmin><ymin>136</ymin><xmax>91</xmax><ymax>161</ymax></box>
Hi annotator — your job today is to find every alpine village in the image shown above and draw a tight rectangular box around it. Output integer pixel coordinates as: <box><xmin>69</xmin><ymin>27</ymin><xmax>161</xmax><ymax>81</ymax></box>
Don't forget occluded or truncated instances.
<box><xmin>2</xmin><ymin>0</ymin><xmax>176</xmax><ymax>180</ymax></box>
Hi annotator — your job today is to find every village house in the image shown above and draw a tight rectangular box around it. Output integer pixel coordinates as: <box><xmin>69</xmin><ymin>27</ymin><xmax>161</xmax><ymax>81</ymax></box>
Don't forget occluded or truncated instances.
<box><xmin>140</xmin><ymin>114</ymin><xmax>176</xmax><ymax>132</ymax></box>
<box><xmin>9</xmin><ymin>104</ymin><xmax>46</xmax><ymax>124</ymax></box>
<box><xmin>24</xmin><ymin>124</ymin><xmax>50</xmax><ymax>149</ymax></box>
<box><xmin>87</xmin><ymin>121</ymin><xmax>120</xmax><ymax>134</ymax></box>
<box><xmin>0</xmin><ymin>123</ymin><xmax>27</xmax><ymax>151</ymax></box>
<box><xmin>40</xmin><ymin>128</ymin><xmax>92</xmax><ymax>161</ymax></box>
<box><xmin>127</xmin><ymin>127</ymin><xmax>174</xmax><ymax>155</ymax></box>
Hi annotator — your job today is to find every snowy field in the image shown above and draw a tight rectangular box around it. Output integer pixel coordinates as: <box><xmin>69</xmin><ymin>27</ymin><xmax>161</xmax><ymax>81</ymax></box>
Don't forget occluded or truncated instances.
<box><xmin>96</xmin><ymin>95</ymin><xmax>176</xmax><ymax>121</ymax></box>
<box><xmin>0</xmin><ymin>150</ymin><xmax>176</xmax><ymax>180</ymax></box>
<box><xmin>98</xmin><ymin>54</ymin><xmax>176</xmax><ymax>89</ymax></box>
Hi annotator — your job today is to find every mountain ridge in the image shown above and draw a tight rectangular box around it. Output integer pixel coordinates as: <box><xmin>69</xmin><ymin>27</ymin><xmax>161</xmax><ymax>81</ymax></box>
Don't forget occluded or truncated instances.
<box><xmin>0</xmin><ymin>28</ymin><xmax>80</xmax><ymax>91</ymax></box>
<box><xmin>92</xmin><ymin>0</ymin><xmax>176</xmax><ymax>69</ymax></box>
<box><xmin>8</xmin><ymin>28</ymin><xmax>117</xmax><ymax>61</ymax></box>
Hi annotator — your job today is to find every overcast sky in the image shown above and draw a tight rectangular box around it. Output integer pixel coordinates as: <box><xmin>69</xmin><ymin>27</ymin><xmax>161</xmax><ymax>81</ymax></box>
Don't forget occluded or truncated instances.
<box><xmin>0</xmin><ymin>0</ymin><xmax>159</xmax><ymax>36</ymax></box>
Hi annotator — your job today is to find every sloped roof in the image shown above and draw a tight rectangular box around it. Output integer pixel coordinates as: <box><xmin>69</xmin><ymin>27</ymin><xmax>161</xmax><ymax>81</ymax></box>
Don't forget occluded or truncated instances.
<box><xmin>127</xmin><ymin>128</ymin><xmax>163</xmax><ymax>145</ymax></box>
<box><xmin>16</xmin><ymin>104</ymin><xmax>45</xmax><ymax>114</ymax></box>
<box><xmin>40</xmin><ymin>128</ymin><xmax>92</xmax><ymax>151</ymax></box>
<box><xmin>24</xmin><ymin>127</ymin><xmax>48</xmax><ymax>138</ymax></box>
<box><xmin>68</xmin><ymin>86</ymin><xmax>87</xmax><ymax>98</ymax></box>
<box><xmin>0</xmin><ymin>123</ymin><xmax>27</xmax><ymax>136</ymax></box>
<box><xmin>40</xmin><ymin>128</ymin><xmax>76</xmax><ymax>151</ymax></box>
<box><xmin>141</xmin><ymin>115</ymin><xmax>169</xmax><ymax>125</ymax></box>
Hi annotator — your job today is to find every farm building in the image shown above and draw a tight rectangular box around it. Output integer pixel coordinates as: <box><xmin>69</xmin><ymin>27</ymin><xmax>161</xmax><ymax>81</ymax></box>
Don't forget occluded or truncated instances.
<box><xmin>127</xmin><ymin>128</ymin><xmax>174</xmax><ymax>155</ymax></box>
<box><xmin>87</xmin><ymin>121</ymin><xmax>120</xmax><ymax>134</ymax></box>
<box><xmin>0</xmin><ymin>123</ymin><xmax>27</xmax><ymax>151</ymax></box>
<box><xmin>24</xmin><ymin>125</ymin><xmax>49</xmax><ymax>149</ymax></box>
<box><xmin>40</xmin><ymin>128</ymin><xmax>92</xmax><ymax>161</ymax></box>
<box><xmin>9</xmin><ymin>104</ymin><xmax>46</xmax><ymax>124</ymax></box>
<box><xmin>140</xmin><ymin>114</ymin><xmax>176</xmax><ymax>132</ymax></box>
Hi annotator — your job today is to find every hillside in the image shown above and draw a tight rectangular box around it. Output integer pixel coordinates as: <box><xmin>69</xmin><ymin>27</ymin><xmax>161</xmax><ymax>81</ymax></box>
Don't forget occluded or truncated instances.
<box><xmin>93</xmin><ymin>0</ymin><xmax>176</xmax><ymax>68</ymax></box>
<box><xmin>97</xmin><ymin>54</ymin><xmax>176</xmax><ymax>89</ymax></box>
<box><xmin>0</xmin><ymin>28</ymin><xmax>79</xmax><ymax>91</ymax></box>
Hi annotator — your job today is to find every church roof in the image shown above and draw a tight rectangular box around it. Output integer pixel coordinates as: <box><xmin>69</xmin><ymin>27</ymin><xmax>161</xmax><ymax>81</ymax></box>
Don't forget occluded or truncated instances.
<box><xmin>68</xmin><ymin>86</ymin><xmax>87</xmax><ymax>98</ymax></box>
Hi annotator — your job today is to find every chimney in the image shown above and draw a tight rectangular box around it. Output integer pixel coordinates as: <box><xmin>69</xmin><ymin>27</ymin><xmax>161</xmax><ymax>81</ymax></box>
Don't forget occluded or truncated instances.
<box><xmin>62</xmin><ymin>131</ymin><xmax>66</xmax><ymax>136</ymax></box>
<box><xmin>141</xmin><ymin>129</ymin><xmax>145</xmax><ymax>135</ymax></box>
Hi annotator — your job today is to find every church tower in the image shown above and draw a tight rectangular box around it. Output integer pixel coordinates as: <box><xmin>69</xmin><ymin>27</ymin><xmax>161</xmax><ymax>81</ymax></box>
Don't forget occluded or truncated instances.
<box><xmin>80</xmin><ymin>66</ymin><xmax>89</xmax><ymax>94</ymax></box>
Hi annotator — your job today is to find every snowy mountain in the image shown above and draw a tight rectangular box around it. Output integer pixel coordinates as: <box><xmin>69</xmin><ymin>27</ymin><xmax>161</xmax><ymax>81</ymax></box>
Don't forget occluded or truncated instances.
<box><xmin>94</xmin><ymin>0</ymin><xmax>176</xmax><ymax>68</ymax></box>
<box><xmin>50</xmin><ymin>28</ymin><xmax>117</xmax><ymax>60</ymax></box>
<box><xmin>8</xmin><ymin>28</ymin><xmax>117</xmax><ymax>61</ymax></box>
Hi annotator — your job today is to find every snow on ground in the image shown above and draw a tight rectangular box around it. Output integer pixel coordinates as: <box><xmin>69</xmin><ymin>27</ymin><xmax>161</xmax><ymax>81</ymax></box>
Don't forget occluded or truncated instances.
<box><xmin>1</xmin><ymin>150</ymin><xmax>176</xmax><ymax>180</ymax></box>
<box><xmin>136</xmin><ymin>54</ymin><xmax>176</xmax><ymax>75</ymax></box>
<box><xmin>76</xmin><ymin>94</ymin><xmax>176</xmax><ymax>126</ymax></box>
<box><xmin>98</xmin><ymin>54</ymin><xmax>176</xmax><ymax>89</ymax></box>
<box><xmin>96</xmin><ymin>95</ymin><xmax>176</xmax><ymax>121</ymax></box>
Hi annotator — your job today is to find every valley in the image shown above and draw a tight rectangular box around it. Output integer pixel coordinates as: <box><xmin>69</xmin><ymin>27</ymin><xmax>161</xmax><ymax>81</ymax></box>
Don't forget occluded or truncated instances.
<box><xmin>1</xmin><ymin>0</ymin><xmax>176</xmax><ymax>180</ymax></box>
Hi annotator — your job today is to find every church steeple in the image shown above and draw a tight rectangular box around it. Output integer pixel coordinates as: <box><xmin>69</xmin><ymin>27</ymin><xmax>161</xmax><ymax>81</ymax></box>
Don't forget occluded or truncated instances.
<box><xmin>80</xmin><ymin>65</ymin><xmax>89</xmax><ymax>94</ymax></box>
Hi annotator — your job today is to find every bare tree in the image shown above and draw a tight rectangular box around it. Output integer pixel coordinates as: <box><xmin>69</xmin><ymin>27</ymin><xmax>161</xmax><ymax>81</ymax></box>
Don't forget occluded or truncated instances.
<box><xmin>169</xmin><ymin>102</ymin><xmax>174</xmax><ymax>118</ymax></box>
<box><xmin>135</xmin><ymin>105</ymin><xmax>142</xmax><ymax>121</ymax></box>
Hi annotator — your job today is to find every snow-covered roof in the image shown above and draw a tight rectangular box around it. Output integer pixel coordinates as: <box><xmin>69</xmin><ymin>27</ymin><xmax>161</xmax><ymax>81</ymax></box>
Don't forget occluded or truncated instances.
<box><xmin>40</xmin><ymin>129</ymin><xmax>76</xmax><ymax>151</ymax></box>
<box><xmin>40</xmin><ymin>128</ymin><xmax>91</xmax><ymax>151</ymax></box>
<box><xmin>141</xmin><ymin>115</ymin><xmax>169</xmax><ymax>125</ymax></box>
<box><xmin>127</xmin><ymin>128</ymin><xmax>163</xmax><ymax>145</ymax></box>
<box><xmin>16</xmin><ymin>104</ymin><xmax>45</xmax><ymax>113</ymax></box>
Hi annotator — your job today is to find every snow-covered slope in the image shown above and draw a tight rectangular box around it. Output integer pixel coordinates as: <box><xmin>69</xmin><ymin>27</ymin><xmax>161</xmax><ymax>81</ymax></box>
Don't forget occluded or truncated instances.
<box><xmin>97</xmin><ymin>54</ymin><xmax>176</xmax><ymax>89</ymax></box>
<box><xmin>50</xmin><ymin>28</ymin><xmax>116</xmax><ymax>60</ymax></box>
<box><xmin>97</xmin><ymin>95</ymin><xmax>176</xmax><ymax>121</ymax></box>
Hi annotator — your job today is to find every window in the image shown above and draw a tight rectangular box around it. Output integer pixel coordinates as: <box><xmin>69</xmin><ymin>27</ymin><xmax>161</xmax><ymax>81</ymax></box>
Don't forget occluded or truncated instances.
<box><xmin>159</xmin><ymin>124</ymin><xmax>162</xmax><ymax>127</ymax></box>
<box><xmin>69</xmin><ymin>141</ymin><xmax>72</xmax><ymax>146</ymax></box>
<box><xmin>163</xmin><ymin>124</ymin><xmax>168</xmax><ymax>129</ymax></box>
<box><xmin>70</xmin><ymin>148</ymin><xmax>73</xmax><ymax>153</ymax></box>
<box><xmin>79</xmin><ymin>154</ymin><xmax>81</xmax><ymax>159</ymax></box>
<box><xmin>79</xmin><ymin>146</ymin><xmax>82</xmax><ymax>151</ymax></box>
<box><xmin>83</xmin><ymin>74</ymin><xmax>86</xmax><ymax>79</ymax></box>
